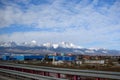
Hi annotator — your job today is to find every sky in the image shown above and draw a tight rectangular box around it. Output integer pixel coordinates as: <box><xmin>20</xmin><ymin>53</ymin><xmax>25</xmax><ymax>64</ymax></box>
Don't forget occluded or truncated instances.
<box><xmin>0</xmin><ymin>0</ymin><xmax>120</xmax><ymax>50</ymax></box>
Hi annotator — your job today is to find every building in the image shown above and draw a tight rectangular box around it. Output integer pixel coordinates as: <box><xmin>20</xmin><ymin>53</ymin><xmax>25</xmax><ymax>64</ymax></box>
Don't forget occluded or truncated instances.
<box><xmin>2</xmin><ymin>55</ymin><xmax>10</xmax><ymax>60</ymax></box>
<box><xmin>13</xmin><ymin>55</ymin><xmax>45</xmax><ymax>61</ymax></box>
<box><xmin>48</xmin><ymin>56</ymin><xmax>76</xmax><ymax>61</ymax></box>
<box><xmin>84</xmin><ymin>60</ymin><xmax>105</xmax><ymax>64</ymax></box>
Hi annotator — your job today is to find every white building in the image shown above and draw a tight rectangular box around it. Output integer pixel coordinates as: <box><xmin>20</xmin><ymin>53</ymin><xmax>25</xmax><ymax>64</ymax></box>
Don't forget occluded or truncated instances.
<box><xmin>84</xmin><ymin>60</ymin><xmax>105</xmax><ymax>64</ymax></box>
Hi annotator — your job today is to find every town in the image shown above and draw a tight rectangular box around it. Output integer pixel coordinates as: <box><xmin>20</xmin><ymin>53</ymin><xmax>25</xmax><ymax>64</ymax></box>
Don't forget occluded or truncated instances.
<box><xmin>1</xmin><ymin>53</ymin><xmax>120</xmax><ymax>72</ymax></box>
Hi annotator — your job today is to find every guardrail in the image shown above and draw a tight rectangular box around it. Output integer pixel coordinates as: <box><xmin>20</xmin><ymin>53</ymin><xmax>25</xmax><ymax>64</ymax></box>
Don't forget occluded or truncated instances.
<box><xmin>0</xmin><ymin>62</ymin><xmax>120</xmax><ymax>80</ymax></box>
<box><xmin>0</xmin><ymin>68</ymin><xmax>68</xmax><ymax>80</ymax></box>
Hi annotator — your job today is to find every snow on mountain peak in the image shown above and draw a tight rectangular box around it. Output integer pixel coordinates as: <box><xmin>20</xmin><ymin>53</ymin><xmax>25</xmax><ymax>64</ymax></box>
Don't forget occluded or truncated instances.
<box><xmin>19</xmin><ymin>40</ymin><xmax>37</xmax><ymax>47</ymax></box>
<box><xmin>43</xmin><ymin>42</ymin><xmax>52</xmax><ymax>47</ymax></box>
<box><xmin>88</xmin><ymin>48</ymin><xmax>106</xmax><ymax>51</ymax></box>
<box><xmin>52</xmin><ymin>44</ymin><xmax>59</xmax><ymax>49</ymax></box>
<box><xmin>0</xmin><ymin>41</ymin><xmax>17</xmax><ymax>47</ymax></box>
<box><xmin>59</xmin><ymin>42</ymin><xmax>82</xmax><ymax>48</ymax></box>
<box><xmin>42</xmin><ymin>42</ymin><xmax>82</xmax><ymax>49</ymax></box>
<box><xmin>0</xmin><ymin>41</ymin><xmax>82</xmax><ymax>49</ymax></box>
<box><xmin>31</xmin><ymin>40</ymin><xmax>37</xmax><ymax>44</ymax></box>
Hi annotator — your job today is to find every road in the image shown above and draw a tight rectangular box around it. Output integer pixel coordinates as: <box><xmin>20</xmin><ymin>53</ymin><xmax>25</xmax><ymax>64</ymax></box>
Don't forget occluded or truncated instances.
<box><xmin>0</xmin><ymin>62</ymin><xmax>120</xmax><ymax>79</ymax></box>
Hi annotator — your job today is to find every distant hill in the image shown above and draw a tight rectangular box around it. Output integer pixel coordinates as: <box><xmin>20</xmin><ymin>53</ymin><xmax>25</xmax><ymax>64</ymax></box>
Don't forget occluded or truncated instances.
<box><xmin>0</xmin><ymin>41</ymin><xmax>120</xmax><ymax>56</ymax></box>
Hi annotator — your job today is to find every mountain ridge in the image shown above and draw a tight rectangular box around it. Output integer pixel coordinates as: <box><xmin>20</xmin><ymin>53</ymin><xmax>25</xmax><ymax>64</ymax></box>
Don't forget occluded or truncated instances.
<box><xmin>0</xmin><ymin>41</ymin><xmax>120</xmax><ymax>56</ymax></box>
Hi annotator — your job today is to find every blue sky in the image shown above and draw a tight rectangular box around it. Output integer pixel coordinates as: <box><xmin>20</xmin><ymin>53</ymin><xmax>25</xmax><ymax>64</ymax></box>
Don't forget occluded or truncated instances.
<box><xmin>0</xmin><ymin>0</ymin><xmax>120</xmax><ymax>50</ymax></box>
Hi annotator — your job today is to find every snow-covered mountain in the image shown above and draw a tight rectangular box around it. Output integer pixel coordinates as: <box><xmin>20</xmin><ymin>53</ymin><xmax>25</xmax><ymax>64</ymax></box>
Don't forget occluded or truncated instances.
<box><xmin>0</xmin><ymin>41</ymin><xmax>120</xmax><ymax>55</ymax></box>
<box><xmin>17</xmin><ymin>40</ymin><xmax>39</xmax><ymax>47</ymax></box>
<box><xmin>42</xmin><ymin>42</ymin><xmax>82</xmax><ymax>49</ymax></box>
<box><xmin>0</xmin><ymin>41</ymin><xmax>17</xmax><ymax>47</ymax></box>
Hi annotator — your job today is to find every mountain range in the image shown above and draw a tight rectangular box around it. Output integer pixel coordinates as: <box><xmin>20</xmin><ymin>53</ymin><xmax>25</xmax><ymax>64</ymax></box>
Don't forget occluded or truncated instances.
<box><xmin>0</xmin><ymin>41</ymin><xmax>120</xmax><ymax>56</ymax></box>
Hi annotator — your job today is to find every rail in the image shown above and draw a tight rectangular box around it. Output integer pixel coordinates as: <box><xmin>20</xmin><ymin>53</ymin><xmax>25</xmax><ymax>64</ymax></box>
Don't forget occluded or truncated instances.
<box><xmin>0</xmin><ymin>62</ymin><xmax>120</xmax><ymax>79</ymax></box>
<box><xmin>0</xmin><ymin>68</ymin><xmax>68</xmax><ymax>80</ymax></box>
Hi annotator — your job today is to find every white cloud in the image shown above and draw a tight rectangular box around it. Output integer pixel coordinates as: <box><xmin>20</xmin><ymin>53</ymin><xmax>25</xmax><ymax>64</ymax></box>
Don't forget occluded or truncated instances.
<box><xmin>0</xmin><ymin>0</ymin><xmax>120</xmax><ymax>49</ymax></box>
<box><xmin>0</xmin><ymin>23</ymin><xmax>119</xmax><ymax>49</ymax></box>
<box><xmin>0</xmin><ymin>0</ymin><xmax>119</xmax><ymax>29</ymax></box>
